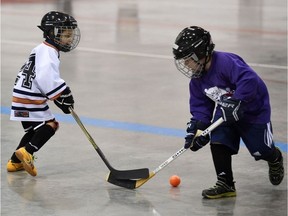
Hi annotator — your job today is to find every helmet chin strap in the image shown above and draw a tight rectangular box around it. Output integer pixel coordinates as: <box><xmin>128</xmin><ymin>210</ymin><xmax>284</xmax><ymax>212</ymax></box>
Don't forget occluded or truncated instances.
<box><xmin>197</xmin><ymin>36</ymin><xmax>213</xmax><ymax>75</ymax></box>
<box><xmin>202</xmin><ymin>55</ymin><xmax>212</xmax><ymax>72</ymax></box>
<box><xmin>192</xmin><ymin>55</ymin><xmax>211</xmax><ymax>78</ymax></box>
<box><xmin>45</xmin><ymin>38</ymin><xmax>60</xmax><ymax>51</ymax></box>
<box><xmin>202</xmin><ymin>56</ymin><xmax>209</xmax><ymax>72</ymax></box>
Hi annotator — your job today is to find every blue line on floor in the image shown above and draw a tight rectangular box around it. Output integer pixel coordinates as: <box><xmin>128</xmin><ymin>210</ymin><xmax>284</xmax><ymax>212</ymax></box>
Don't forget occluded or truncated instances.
<box><xmin>1</xmin><ymin>106</ymin><xmax>287</xmax><ymax>152</ymax></box>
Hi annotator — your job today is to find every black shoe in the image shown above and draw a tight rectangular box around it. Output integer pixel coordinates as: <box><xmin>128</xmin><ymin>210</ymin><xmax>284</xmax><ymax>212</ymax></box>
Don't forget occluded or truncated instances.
<box><xmin>202</xmin><ymin>180</ymin><xmax>236</xmax><ymax>199</ymax></box>
<box><xmin>268</xmin><ymin>147</ymin><xmax>284</xmax><ymax>185</ymax></box>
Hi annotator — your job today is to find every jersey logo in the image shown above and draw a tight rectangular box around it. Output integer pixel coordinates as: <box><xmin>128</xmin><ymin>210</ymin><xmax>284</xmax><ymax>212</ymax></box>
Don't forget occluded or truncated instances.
<box><xmin>204</xmin><ymin>86</ymin><xmax>234</xmax><ymax>103</ymax></box>
<box><xmin>19</xmin><ymin>53</ymin><xmax>36</xmax><ymax>90</ymax></box>
<box><xmin>14</xmin><ymin>111</ymin><xmax>29</xmax><ymax>118</ymax></box>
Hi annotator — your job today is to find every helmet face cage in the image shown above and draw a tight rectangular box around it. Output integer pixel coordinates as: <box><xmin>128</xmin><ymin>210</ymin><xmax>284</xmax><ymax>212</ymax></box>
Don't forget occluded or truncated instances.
<box><xmin>174</xmin><ymin>55</ymin><xmax>204</xmax><ymax>79</ymax></box>
<box><xmin>173</xmin><ymin>26</ymin><xmax>214</xmax><ymax>79</ymax></box>
<box><xmin>53</xmin><ymin>25</ymin><xmax>81</xmax><ymax>52</ymax></box>
<box><xmin>39</xmin><ymin>11</ymin><xmax>81</xmax><ymax>52</ymax></box>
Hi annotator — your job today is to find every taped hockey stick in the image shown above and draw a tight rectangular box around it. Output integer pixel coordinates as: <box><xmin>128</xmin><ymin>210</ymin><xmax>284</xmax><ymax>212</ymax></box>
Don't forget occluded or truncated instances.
<box><xmin>107</xmin><ymin>117</ymin><xmax>224</xmax><ymax>189</ymax></box>
<box><xmin>69</xmin><ymin>107</ymin><xmax>149</xmax><ymax>179</ymax></box>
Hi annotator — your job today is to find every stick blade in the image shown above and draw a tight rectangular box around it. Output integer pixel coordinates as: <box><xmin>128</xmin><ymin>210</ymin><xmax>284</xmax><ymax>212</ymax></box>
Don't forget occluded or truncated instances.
<box><xmin>106</xmin><ymin>172</ymin><xmax>155</xmax><ymax>189</ymax></box>
<box><xmin>106</xmin><ymin>173</ymin><xmax>137</xmax><ymax>189</ymax></box>
<box><xmin>110</xmin><ymin>168</ymin><xmax>149</xmax><ymax>179</ymax></box>
<box><xmin>135</xmin><ymin>172</ymin><xmax>155</xmax><ymax>188</ymax></box>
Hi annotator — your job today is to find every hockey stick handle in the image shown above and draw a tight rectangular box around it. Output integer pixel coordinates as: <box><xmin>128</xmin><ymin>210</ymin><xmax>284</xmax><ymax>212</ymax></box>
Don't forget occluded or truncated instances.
<box><xmin>69</xmin><ymin>107</ymin><xmax>114</xmax><ymax>169</ymax></box>
<box><xmin>69</xmin><ymin>107</ymin><xmax>99</xmax><ymax>150</ymax></box>
<box><xmin>200</xmin><ymin>117</ymin><xmax>224</xmax><ymax>136</ymax></box>
<box><xmin>154</xmin><ymin>117</ymin><xmax>223</xmax><ymax>175</ymax></box>
<box><xmin>69</xmin><ymin>107</ymin><xmax>150</xmax><ymax>180</ymax></box>
<box><xmin>135</xmin><ymin>117</ymin><xmax>224</xmax><ymax>188</ymax></box>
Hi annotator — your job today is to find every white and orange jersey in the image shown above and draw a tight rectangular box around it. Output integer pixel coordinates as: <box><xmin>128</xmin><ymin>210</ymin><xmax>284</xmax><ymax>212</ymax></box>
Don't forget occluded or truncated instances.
<box><xmin>10</xmin><ymin>42</ymin><xmax>67</xmax><ymax>121</ymax></box>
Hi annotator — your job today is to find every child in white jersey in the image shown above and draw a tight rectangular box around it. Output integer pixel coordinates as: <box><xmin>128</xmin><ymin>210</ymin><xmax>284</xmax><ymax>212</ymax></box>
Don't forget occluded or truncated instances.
<box><xmin>7</xmin><ymin>11</ymin><xmax>81</xmax><ymax>176</ymax></box>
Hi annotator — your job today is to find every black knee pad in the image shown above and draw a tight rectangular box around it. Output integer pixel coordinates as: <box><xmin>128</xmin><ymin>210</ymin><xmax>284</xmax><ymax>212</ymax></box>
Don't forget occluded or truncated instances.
<box><xmin>26</xmin><ymin>124</ymin><xmax>56</xmax><ymax>153</ymax></box>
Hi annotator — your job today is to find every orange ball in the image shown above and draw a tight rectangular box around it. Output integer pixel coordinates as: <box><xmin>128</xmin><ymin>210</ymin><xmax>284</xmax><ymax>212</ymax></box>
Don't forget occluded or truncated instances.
<box><xmin>169</xmin><ymin>175</ymin><xmax>181</xmax><ymax>187</ymax></box>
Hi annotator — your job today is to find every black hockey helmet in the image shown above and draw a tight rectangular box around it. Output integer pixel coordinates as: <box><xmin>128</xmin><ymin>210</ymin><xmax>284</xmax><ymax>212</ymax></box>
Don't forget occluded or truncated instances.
<box><xmin>172</xmin><ymin>26</ymin><xmax>215</xmax><ymax>78</ymax></box>
<box><xmin>38</xmin><ymin>11</ymin><xmax>81</xmax><ymax>52</ymax></box>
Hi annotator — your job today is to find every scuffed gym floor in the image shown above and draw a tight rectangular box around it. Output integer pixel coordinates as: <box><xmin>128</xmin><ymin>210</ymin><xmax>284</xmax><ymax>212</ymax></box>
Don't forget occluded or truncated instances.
<box><xmin>1</xmin><ymin>0</ymin><xmax>287</xmax><ymax>215</ymax></box>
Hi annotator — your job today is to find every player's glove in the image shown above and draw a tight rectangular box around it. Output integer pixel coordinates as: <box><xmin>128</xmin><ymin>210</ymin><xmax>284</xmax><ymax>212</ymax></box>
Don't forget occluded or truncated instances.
<box><xmin>54</xmin><ymin>86</ymin><xmax>74</xmax><ymax>114</ymax></box>
<box><xmin>184</xmin><ymin>119</ymin><xmax>209</xmax><ymax>149</ymax></box>
<box><xmin>219</xmin><ymin>95</ymin><xmax>242</xmax><ymax>122</ymax></box>
<box><xmin>190</xmin><ymin>132</ymin><xmax>210</xmax><ymax>152</ymax></box>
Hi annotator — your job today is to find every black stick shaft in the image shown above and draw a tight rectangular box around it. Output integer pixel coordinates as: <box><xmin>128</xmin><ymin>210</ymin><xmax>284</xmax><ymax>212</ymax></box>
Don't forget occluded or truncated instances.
<box><xmin>69</xmin><ymin>107</ymin><xmax>149</xmax><ymax>179</ymax></box>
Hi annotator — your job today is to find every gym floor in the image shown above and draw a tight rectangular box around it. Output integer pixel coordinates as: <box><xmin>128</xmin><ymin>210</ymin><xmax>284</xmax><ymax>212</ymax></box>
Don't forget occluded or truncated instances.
<box><xmin>1</xmin><ymin>0</ymin><xmax>287</xmax><ymax>215</ymax></box>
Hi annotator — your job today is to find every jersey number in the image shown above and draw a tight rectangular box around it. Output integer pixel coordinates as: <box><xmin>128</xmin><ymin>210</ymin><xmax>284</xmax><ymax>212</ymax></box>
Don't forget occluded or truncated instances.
<box><xmin>20</xmin><ymin>53</ymin><xmax>36</xmax><ymax>89</ymax></box>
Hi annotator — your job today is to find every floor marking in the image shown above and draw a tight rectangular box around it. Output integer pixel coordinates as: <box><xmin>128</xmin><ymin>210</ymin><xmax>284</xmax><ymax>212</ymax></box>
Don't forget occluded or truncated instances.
<box><xmin>2</xmin><ymin>40</ymin><xmax>288</xmax><ymax>70</ymax></box>
<box><xmin>1</xmin><ymin>106</ymin><xmax>287</xmax><ymax>152</ymax></box>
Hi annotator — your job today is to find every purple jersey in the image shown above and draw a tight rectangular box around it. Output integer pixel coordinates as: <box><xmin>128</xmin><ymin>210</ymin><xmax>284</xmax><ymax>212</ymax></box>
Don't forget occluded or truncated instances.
<box><xmin>189</xmin><ymin>51</ymin><xmax>271</xmax><ymax>124</ymax></box>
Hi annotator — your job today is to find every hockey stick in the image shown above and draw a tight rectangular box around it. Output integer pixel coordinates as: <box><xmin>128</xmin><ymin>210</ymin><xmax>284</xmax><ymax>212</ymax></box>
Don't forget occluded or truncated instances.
<box><xmin>69</xmin><ymin>107</ymin><xmax>149</xmax><ymax>179</ymax></box>
<box><xmin>106</xmin><ymin>117</ymin><xmax>224</xmax><ymax>189</ymax></box>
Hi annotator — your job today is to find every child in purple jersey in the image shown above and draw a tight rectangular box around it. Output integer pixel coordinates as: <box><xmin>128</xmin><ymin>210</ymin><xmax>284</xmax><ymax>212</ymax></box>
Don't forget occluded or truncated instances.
<box><xmin>173</xmin><ymin>26</ymin><xmax>284</xmax><ymax>199</ymax></box>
